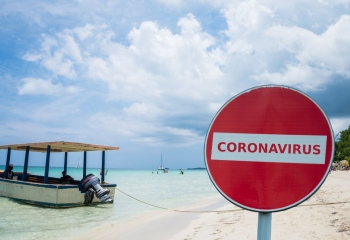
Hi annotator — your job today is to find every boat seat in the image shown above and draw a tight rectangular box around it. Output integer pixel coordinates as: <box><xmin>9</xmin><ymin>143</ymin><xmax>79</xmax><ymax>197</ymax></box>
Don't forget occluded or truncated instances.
<box><xmin>48</xmin><ymin>179</ymin><xmax>61</xmax><ymax>184</ymax></box>
<box><xmin>27</xmin><ymin>176</ymin><xmax>42</xmax><ymax>183</ymax></box>
<box><xmin>27</xmin><ymin>176</ymin><xmax>61</xmax><ymax>184</ymax></box>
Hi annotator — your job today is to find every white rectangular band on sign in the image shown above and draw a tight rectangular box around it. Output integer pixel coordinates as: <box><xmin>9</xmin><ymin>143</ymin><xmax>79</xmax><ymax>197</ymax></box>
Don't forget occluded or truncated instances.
<box><xmin>211</xmin><ymin>133</ymin><xmax>327</xmax><ymax>164</ymax></box>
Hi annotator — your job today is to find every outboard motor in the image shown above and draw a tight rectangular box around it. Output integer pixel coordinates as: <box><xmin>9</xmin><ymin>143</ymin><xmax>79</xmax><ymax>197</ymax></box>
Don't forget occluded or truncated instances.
<box><xmin>84</xmin><ymin>188</ymin><xmax>95</xmax><ymax>205</ymax></box>
<box><xmin>79</xmin><ymin>174</ymin><xmax>113</xmax><ymax>204</ymax></box>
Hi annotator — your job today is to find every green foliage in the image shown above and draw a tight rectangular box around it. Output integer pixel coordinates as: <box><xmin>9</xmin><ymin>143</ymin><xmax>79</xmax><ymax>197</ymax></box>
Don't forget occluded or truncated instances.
<box><xmin>334</xmin><ymin>125</ymin><xmax>350</xmax><ymax>161</ymax></box>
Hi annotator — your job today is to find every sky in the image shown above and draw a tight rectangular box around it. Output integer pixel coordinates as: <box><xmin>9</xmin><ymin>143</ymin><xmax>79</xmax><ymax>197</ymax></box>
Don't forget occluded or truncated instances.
<box><xmin>1</xmin><ymin>0</ymin><xmax>350</xmax><ymax>170</ymax></box>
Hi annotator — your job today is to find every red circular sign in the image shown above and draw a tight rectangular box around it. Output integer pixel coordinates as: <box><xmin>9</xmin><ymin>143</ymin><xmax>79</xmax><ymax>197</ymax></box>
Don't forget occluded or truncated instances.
<box><xmin>205</xmin><ymin>85</ymin><xmax>334</xmax><ymax>212</ymax></box>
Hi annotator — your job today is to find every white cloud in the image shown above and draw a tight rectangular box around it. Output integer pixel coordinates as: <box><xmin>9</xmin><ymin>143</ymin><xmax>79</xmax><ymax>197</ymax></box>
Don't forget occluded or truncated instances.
<box><xmin>17</xmin><ymin>1</ymin><xmax>350</xmax><ymax>145</ymax></box>
<box><xmin>22</xmin><ymin>30</ymin><xmax>85</xmax><ymax>78</ymax></box>
<box><xmin>253</xmin><ymin>64</ymin><xmax>331</xmax><ymax>91</ymax></box>
<box><xmin>22</xmin><ymin>53</ymin><xmax>41</xmax><ymax>62</ymax></box>
<box><xmin>86</xmin><ymin>112</ymin><xmax>202</xmax><ymax>145</ymax></box>
<box><xmin>265</xmin><ymin>15</ymin><xmax>350</xmax><ymax>79</ymax></box>
<box><xmin>41</xmin><ymin>35</ymin><xmax>58</xmax><ymax>54</ymax></box>
<box><xmin>330</xmin><ymin>117</ymin><xmax>350</xmax><ymax>135</ymax></box>
<box><xmin>216</xmin><ymin>1</ymin><xmax>350</xmax><ymax>92</ymax></box>
<box><xmin>18</xmin><ymin>78</ymin><xmax>79</xmax><ymax>95</ymax></box>
<box><xmin>70</xmin><ymin>24</ymin><xmax>98</xmax><ymax>41</ymax></box>
<box><xmin>153</xmin><ymin>0</ymin><xmax>232</xmax><ymax>8</ymax></box>
<box><xmin>0</xmin><ymin>119</ymin><xmax>96</xmax><ymax>150</ymax></box>
<box><xmin>42</xmin><ymin>52</ymin><xmax>76</xmax><ymax>78</ymax></box>
<box><xmin>57</xmin><ymin>33</ymin><xmax>83</xmax><ymax>63</ymax></box>
<box><xmin>123</xmin><ymin>102</ymin><xmax>161</xmax><ymax>118</ymax></box>
<box><xmin>153</xmin><ymin>0</ymin><xmax>185</xmax><ymax>8</ymax></box>
<box><xmin>82</xmin><ymin>15</ymin><xmax>226</xmax><ymax>107</ymax></box>
<box><xmin>222</xmin><ymin>0</ymin><xmax>274</xmax><ymax>38</ymax></box>
<box><xmin>208</xmin><ymin>102</ymin><xmax>225</xmax><ymax>113</ymax></box>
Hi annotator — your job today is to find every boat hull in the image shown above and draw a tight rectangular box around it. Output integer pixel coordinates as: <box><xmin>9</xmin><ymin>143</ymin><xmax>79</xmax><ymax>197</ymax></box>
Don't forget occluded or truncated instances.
<box><xmin>0</xmin><ymin>178</ymin><xmax>116</xmax><ymax>208</ymax></box>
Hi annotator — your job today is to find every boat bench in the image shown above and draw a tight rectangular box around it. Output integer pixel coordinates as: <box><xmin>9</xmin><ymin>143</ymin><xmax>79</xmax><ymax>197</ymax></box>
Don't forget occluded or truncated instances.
<box><xmin>27</xmin><ymin>176</ymin><xmax>61</xmax><ymax>184</ymax></box>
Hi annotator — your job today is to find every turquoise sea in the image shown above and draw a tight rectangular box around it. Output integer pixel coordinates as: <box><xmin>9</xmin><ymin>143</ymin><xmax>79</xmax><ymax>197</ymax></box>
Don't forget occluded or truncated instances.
<box><xmin>0</xmin><ymin>166</ymin><xmax>220</xmax><ymax>239</ymax></box>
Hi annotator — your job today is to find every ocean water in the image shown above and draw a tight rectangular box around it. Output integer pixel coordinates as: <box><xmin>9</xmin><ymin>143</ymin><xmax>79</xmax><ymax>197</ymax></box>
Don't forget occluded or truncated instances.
<box><xmin>0</xmin><ymin>166</ymin><xmax>220</xmax><ymax>239</ymax></box>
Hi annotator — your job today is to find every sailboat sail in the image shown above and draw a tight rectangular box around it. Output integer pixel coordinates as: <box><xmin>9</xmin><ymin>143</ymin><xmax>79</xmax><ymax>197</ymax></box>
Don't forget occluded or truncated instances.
<box><xmin>157</xmin><ymin>152</ymin><xmax>168</xmax><ymax>173</ymax></box>
<box><xmin>76</xmin><ymin>158</ymin><xmax>80</xmax><ymax>169</ymax></box>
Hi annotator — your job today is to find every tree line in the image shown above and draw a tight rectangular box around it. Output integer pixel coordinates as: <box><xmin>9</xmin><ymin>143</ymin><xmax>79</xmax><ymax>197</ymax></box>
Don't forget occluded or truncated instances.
<box><xmin>334</xmin><ymin>124</ymin><xmax>350</xmax><ymax>163</ymax></box>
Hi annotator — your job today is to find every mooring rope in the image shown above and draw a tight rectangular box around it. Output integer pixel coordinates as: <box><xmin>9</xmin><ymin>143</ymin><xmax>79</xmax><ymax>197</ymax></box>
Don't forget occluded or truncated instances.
<box><xmin>116</xmin><ymin>188</ymin><xmax>242</xmax><ymax>213</ymax></box>
<box><xmin>115</xmin><ymin>188</ymin><xmax>350</xmax><ymax>213</ymax></box>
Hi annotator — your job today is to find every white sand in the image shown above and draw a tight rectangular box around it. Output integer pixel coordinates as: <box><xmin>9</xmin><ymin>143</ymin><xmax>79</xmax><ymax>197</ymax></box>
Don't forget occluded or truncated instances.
<box><xmin>85</xmin><ymin>171</ymin><xmax>350</xmax><ymax>240</ymax></box>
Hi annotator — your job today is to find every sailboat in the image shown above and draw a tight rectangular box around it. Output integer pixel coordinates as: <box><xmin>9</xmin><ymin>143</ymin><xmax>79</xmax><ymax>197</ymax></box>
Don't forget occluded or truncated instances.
<box><xmin>76</xmin><ymin>157</ymin><xmax>80</xmax><ymax>169</ymax></box>
<box><xmin>157</xmin><ymin>152</ymin><xmax>168</xmax><ymax>173</ymax></box>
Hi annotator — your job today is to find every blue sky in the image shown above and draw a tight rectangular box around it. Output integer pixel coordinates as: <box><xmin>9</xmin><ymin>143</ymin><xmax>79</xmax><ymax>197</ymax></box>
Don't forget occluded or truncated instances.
<box><xmin>1</xmin><ymin>0</ymin><xmax>350</xmax><ymax>169</ymax></box>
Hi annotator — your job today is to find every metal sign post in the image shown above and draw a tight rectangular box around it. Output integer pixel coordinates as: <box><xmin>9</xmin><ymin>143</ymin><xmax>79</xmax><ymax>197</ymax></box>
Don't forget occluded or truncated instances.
<box><xmin>257</xmin><ymin>212</ymin><xmax>272</xmax><ymax>240</ymax></box>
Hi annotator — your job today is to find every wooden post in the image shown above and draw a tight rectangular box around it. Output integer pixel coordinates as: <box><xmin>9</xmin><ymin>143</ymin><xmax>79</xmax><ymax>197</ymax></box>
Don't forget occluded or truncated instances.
<box><xmin>22</xmin><ymin>146</ymin><xmax>30</xmax><ymax>181</ymax></box>
<box><xmin>64</xmin><ymin>152</ymin><xmax>68</xmax><ymax>173</ymax></box>
<box><xmin>4</xmin><ymin>148</ymin><xmax>11</xmax><ymax>179</ymax></box>
<box><xmin>101</xmin><ymin>151</ymin><xmax>105</xmax><ymax>182</ymax></box>
<box><xmin>83</xmin><ymin>151</ymin><xmax>87</xmax><ymax>178</ymax></box>
<box><xmin>44</xmin><ymin>145</ymin><xmax>51</xmax><ymax>184</ymax></box>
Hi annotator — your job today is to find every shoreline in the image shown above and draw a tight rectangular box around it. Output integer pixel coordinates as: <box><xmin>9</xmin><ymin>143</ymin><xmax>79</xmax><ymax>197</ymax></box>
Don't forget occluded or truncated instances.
<box><xmin>79</xmin><ymin>171</ymin><xmax>350</xmax><ymax>240</ymax></box>
<box><xmin>78</xmin><ymin>195</ymin><xmax>232</xmax><ymax>240</ymax></box>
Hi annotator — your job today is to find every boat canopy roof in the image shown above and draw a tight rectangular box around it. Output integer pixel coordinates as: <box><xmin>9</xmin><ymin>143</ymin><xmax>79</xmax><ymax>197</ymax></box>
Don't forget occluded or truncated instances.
<box><xmin>0</xmin><ymin>141</ymin><xmax>119</xmax><ymax>153</ymax></box>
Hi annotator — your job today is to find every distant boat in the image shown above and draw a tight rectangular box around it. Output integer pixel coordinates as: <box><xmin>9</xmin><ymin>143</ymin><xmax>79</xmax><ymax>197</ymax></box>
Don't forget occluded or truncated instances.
<box><xmin>187</xmin><ymin>167</ymin><xmax>206</xmax><ymax>170</ymax></box>
<box><xmin>76</xmin><ymin>158</ymin><xmax>80</xmax><ymax>169</ymax></box>
<box><xmin>157</xmin><ymin>152</ymin><xmax>168</xmax><ymax>173</ymax></box>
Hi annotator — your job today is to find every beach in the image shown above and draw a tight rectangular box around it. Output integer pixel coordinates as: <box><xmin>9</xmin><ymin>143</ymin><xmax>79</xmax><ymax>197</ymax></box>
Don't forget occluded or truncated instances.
<box><xmin>85</xmin><ymin>170</ymin><xmax>350</xmax><ymax>240</ymax></box>
<box><xmin>1</xmin><ymin>168</ymin><xmax>349</xmax><ymax>239</ymax></box>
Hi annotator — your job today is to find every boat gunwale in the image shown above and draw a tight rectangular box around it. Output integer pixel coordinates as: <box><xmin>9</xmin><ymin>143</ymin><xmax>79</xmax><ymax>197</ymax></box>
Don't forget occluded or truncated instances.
<box><xmin>0</xmin><ymin>178</ymin><xmax>117</xmax><ymax>189</ymax></box>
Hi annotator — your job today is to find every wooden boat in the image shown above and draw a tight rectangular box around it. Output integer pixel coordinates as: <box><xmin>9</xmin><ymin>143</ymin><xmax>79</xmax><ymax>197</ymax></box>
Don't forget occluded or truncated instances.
<box><xmin>0</xmin><ymin>141</ymin><xmax>119</xmax><ymax>208</ymax></box>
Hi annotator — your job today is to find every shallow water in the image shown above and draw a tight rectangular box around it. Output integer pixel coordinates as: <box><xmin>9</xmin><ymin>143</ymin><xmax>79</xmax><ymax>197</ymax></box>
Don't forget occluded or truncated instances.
<box><xmin>0</xmin><ymin>167</ymin><xmax>220</xmax><ymax>239</ymax></box>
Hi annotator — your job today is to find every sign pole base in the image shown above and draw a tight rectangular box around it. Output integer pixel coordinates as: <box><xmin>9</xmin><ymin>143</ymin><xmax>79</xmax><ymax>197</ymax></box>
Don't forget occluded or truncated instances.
<box><xmin>257</xmin><ymin>212</ymin><xmax>272</xmax><ymax>240</ymax></box>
